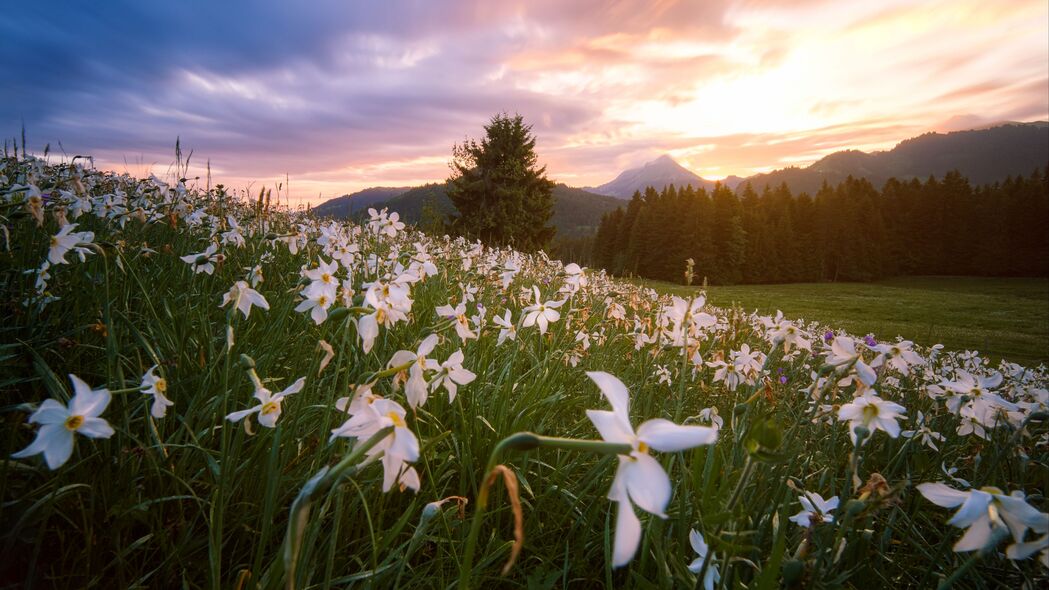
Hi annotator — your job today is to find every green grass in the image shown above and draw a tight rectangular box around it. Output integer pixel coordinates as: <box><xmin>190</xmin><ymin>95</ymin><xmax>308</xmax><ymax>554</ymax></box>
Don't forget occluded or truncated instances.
<box><xmin>638</xmin><ymin>276</ymin><xmax>1049</xmax><ymax>366</ymax></box>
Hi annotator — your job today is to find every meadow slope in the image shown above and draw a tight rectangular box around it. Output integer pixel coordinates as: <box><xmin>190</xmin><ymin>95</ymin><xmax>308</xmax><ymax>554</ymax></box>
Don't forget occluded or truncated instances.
<box><xmin>1</xmin><ymin>155</ymin><xmax>1047</xmax><ymax>589</ymax></box>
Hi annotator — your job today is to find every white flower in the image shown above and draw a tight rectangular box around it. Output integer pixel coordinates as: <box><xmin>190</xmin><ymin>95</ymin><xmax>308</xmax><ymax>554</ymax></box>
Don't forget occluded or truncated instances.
<box><xmin>12</xmin><ymin>374</ymin><xmax>115</xmax><ymax>469</ymax></box>
<box><xmin>140</xmin><ymin>365</ymin><xmax>174</xmax><ymax>418</ymax></box>
<box><xmin>585</xmin><ymin>371</ymin><xmax>718</xmax><ymax>567</ymax></box>
<box><xmin>48</xmin><ymin>223</ymin><xmax>94</xmax><ymax>264</ymax></box>
<box><xmin>492</xmin><ymin>310</ymin><xmax>517</xmax><ymax>345</ymax></box>
<box><xmin>180</xmin><ymin>243</ymin><xmax>221</xmax><ymax>275</ymax></box>
<box><xmin>295</xmin><ymin>282</ymin><xmax>336</xmax><ymax>325</ymax></box>
<box><xmin>917</xmin><ymin>483</ymin><xmax>1049</xmax><ymax>554</ymax></box>
<box><xmin>901</xmin><ymin>411</ymin><xmax>946</xmax><ymax>451</ymax></box>
<box><xmin>871</xmin><ymin>340</ymin><xmax>924</xmax><ymax>376</ymax></box>
<box><xmin>388</xmin><ymin>335</ymin><xmax>440</xmax><ymax>409</ymax></box>
<box><xmin>435</xmin><ymin>302</ymin><xmax>477</xmax><ymax>342</ymax></box>
<box><xmin>330</xmin><ymin>396</ymin><xmax>420</xmax><ymax>492</ymax></box>
<box><xmin>825</xmin><ymin>336</ymin><xmax>876</xmax><ymax>389</ymax></box>
<box><xmin>788</xmin><ymin>492</ymin><xmax>840</xmax><ymax>527</ymax></box>
<box><xmin>226</xmin><ymin>377</ymin><xmax>306</xmax><ymax>428</ymax></box>
<box><xmin>521</xmin><ymin>287</ymin><xmax>565</xmax><ymax>335</ymax></box>
<box><xmin>429</xmin><ymin>350</ymin><xmax>476</xmax><ymax>403</ymax></box>
<box><xmin>686</xmin><ymin>529</ymin><xmax>720</xmax><ymax>590</ymax></box>
<box><xmin>220</xmin><ymin>280</ymin><xmax>270</xmax><ymax>319</ymax></box>
<box><xmin>837</xmin><ymin>390</ymin><xmax>906</xmax><ymax>445</ymax></box>
<box><xmin>698</xmin><ymin>407</ymin><xmax>723</xmax><ymax>430</ymax></box>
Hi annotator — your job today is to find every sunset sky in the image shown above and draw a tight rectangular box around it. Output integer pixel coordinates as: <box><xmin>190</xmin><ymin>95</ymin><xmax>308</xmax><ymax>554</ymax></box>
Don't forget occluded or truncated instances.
<box><xmin>2</xmin><ymin>0</ymin><xmax>1046</xmax><ymax>205</ymax></box>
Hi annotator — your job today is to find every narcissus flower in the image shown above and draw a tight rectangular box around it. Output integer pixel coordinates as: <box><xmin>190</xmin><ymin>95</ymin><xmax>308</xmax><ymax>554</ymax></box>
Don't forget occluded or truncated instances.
<box><xmin>838</xmin><ymin>390</ymin><xmax>906</xmax><ymax>444</ymax></box>
<box><xmin>227</xmin><ymin>377</ymin><xmax>306</xmax><ymax>428</ymax></box>
<box><xmin>140</xmin><ymin>365</ymin><xmax>174</xmax><ymax>418</ymax></box>
<box><xmin>687</xmin><ymin>529</ymin><xmax>720</xmax><ymax>590</ymax></box>
<box><xmin>48</xmin><ymin>223</ymin><xmax>95</xmax><ymax>264</ymax></box>
<box><xmin>522</xmin><ymin>287</ymin><xmax>565</xmax><ymax>335</ymax></box>
<box><xmin>220</xmin><ymin>280</ymin><xmax>270</xmax><ymax>319</ymax></box>
<box><xmin>330</xmin><ymin>396</ymin><xmax>420</xmax><ymax>492</ymax></box>
<box><xmin>585</xmin><ymin>371</ymin><xmax>718</xmax><ymax>567</ymax></box>
<box><xmin>180</xmin><ymin>243</ymin><xmax>222</xmax><ymax>275</ymax></box>
<box><xmin>429</xmin><ymin>350</ymin><xmax>476</xmax><ymax>403</ymax></box>
<box><xmin>788</xmin><ymin>491</ymin><xmax>839</xmax><ymax>527</ymax></box>
<box><xmin>11</xmin><ymin>374</ymin><xmax>115</xmax><ymax>469</ymax></box>
<box><xmin>917</xmin><ymin>482</ymin><xmax>1049</xmax><ymax>554</ymax></box>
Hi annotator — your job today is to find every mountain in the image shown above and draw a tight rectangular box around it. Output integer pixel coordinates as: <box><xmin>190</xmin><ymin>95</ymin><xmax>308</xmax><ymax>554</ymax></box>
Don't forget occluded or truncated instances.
<box><xmin>739</xmin><ymin>121</ymin><xmax>1049</xmax><ymax>195</ymax></box>
<box><xmin>587</xmin><ymin>154</ymin><xmax>717</xmax><ymax>198</ymax></box>
<box><xmin>315</xmin><ymin>182</ymin><xmax>624</xmax><ymax>238</ymax></box>
<box><xmin>311</xmin><ymin>186</ymin><xmax>410</xmax><ymax>218</ymax></box>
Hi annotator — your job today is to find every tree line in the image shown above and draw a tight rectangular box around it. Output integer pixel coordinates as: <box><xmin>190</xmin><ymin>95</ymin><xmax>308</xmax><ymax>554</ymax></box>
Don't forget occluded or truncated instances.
<box><xmin>590</xmin><ymin>169</ymin><xmax>1049</xmax><ymax>284</ymax></box>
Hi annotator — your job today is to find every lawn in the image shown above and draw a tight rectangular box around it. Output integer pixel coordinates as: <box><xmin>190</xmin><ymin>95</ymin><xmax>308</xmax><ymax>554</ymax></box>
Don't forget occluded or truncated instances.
<box><xmin>638</xmin><ymin>276</ymin><xmax>1049</xmax><ymax>366</ymax></box>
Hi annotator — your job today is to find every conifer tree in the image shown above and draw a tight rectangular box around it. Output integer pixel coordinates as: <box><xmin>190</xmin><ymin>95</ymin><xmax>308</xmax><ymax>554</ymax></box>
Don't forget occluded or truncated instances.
<box><xmin>446</xmin><ymin>113</ymin><xmax>556</xmax><ymax>251</ymax></box>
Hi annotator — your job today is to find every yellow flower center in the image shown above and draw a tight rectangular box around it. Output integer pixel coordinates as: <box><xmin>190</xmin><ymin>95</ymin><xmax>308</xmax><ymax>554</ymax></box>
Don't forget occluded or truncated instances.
<box><xmin>64</xmin><ymin>415</ymin><xmax>84</xmax><ymax>431</ymax></box>
<box><xmin>387</xmin><ymin>411</ymin><xmax>406</xmax><ymax>428</ymax></box>
<box><xmin>318</xmin><ymin>295</ymin><xmax>329</xmax><ymax>306</ymax></box>
<box><xmin>637</xmin><ymin>441</ymin><xmax>650</xmax><ymax>454</ymax></box>
<box><xmin>862</xmin><ymin>404</ymin><xmax>880</xmax><ymax>423</ymax></box>
<box><xmin>50</xmin><ymin>236</ymin><xmax>59</xmax><ymax>247</ymax></box>
<box><xmin>321</xmin><ymin>273</ymin><xmax>332</xmax><ymax>283</ymax></box>
<box><xmin>154</xmin><ymin>378</ymin><xmax>167</xmax><ymax>393</ymax></box>
<box><xmin>261</xmin><ymin>401</ymin><xmax>280</xmax><ymax>415</ymax></box>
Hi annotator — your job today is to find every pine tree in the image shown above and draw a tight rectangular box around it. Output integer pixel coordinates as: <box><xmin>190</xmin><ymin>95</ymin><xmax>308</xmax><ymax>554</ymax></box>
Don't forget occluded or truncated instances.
<box><xmin>446</xmin><ymin>113</ymin><xmax>556</xmax><ymax>251</ymax></box>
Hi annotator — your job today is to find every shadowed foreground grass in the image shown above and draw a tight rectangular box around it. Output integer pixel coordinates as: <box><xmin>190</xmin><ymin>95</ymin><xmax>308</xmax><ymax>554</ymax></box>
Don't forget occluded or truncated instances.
<box><xmin>639</xmin><ymin>276</ymin><xmax>1049</xmax><ymax>366</ymax></box>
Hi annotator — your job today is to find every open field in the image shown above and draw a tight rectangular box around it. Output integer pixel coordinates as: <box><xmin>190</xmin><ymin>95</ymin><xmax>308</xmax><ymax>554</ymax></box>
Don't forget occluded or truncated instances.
<box><xmin>2</xmin><ymin>157</ymin><xmax>1047</xmax><ymax>589</ymax></box>
<box><xmin>638</xmin><ymin>276</ymin><xmax>1049</xmax><ymax>367</ymax></box>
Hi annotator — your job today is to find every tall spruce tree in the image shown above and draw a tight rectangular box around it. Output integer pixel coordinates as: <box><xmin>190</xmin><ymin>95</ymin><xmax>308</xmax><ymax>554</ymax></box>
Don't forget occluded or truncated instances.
<box><xmin>446</xmin><ymin>113</ymin><xmax>556</xmax><ymax>251</ymax></box>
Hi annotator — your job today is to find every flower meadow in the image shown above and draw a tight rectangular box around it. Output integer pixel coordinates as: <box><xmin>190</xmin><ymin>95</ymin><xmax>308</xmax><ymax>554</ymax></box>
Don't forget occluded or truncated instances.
<box><xmin>1</xmin><ymin>154</ymin><xmax>1047</xmax><ymax>589</ymax></box>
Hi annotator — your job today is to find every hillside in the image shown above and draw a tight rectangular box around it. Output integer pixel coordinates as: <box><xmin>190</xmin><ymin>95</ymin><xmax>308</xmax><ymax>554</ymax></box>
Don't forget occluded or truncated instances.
<box><xmin>316</xmin><ymin>182</ymin><xmax>624</xmax><ymax>238</ymax></box>
<box><xmin>311</xmin><ymin>186</ymin><xmax>411</xmax><ymax>217</ymax></box>
<box><xmin>587</xmin><ymin>154</ymin><xmax>716</xmax><ymax>198</ymax></box>
<box><xmin>740</xmin><ymin>121</ymin><xmax>1049</xmax><ymax>194</ymax></box>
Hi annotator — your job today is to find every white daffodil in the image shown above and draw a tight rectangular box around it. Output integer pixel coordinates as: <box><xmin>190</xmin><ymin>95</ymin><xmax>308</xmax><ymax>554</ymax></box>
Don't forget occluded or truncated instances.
<box><xmin>295</xmin><ymin>282</ymin><xmax>335</xmax><ymax>325</ymax></box>
<box><xmin>226</xmin><ymin>377</ymin><xmax>306</xmax><ymax>428</ymax></box>
<box><xmin>788</xmin><ymin>491</ymin><xmax>839</xmax><ymax>527</ymax></box>
<box><xmin>917</xmin><ymin>483</ymin><xmax>1049</xmax><ymax>554</ymax></box>
<box><xmin>871</xmin><ymin>340</ymin><xmax>924</xmax><ymax>376</ymax></box>
<box><xmin>180</xmin><ymin>243</ymin><xmax>221</xmax><ymax>275</ymax></box>
<box><xmin>825</xmin><ymin>336</ymin><xmax>877</xmax><ymax>389</ymax></box>
<box><xmin>687</xmin><ymin>529</ymin><xmax>720</xmax><ymax>590</ymax></box>
<box><xmin>585</xmin><ymin>371</ymin><xmax>718</xmax><ymax>567</ymax></box>
<box><xmin>901</xmin><ymin>411</ymin><xmax>946</xmax><ymax>451</ymax></box>
<box><xmin>697</xmin><ymin>407</ymin><xmax>723</xmax><ymax>430</ymax></box>
<box><xmin>429</xmin><ymin>350</ymin><xmax>476</xmax><ymax>403</ymax></box>
<box><xmin>140</xmin><ymin>365</ymin><xmax>174</xmax><ymax>418</ymax></box>
<box><xmin>521</xmin><ymin>287</ymin><xmax>565</xmax><ymax>335</ymax></box>
<box><xmin>492</xmin><ymin>309</ymin><xmax>517</xmax><ymax>345</ymax></box>
<box><xmin>220</xmin><ymin>280</ymin><xmax>270</xmax><ymax>319</ymax></box>
<box><xmin>837</xmin><ymin>390</ymin><xmax>906</xmax><ymax>445</ymax></box>
<box><xmin>388</xmin><ymin>334</ymin><xmax>441</xmax><ymax>409</ymax></box>
<box><xmin>435</xmin><ymin>302</ymin><xmax>477</xmax><ymax>342</ymax></box>
<box><xmin>48</xmin><ymin>223</ymin><xmax>95</xmax><ymax>264</ymax></box>
<box><xmin>330</xmin><ymin>396</ymin><xmax>420</xmax><ymax>492</ymax></box>
<box><xmin>12</xmin><ymin>374</ymin><xmax>115</xmax><ymax>469</ymax></box>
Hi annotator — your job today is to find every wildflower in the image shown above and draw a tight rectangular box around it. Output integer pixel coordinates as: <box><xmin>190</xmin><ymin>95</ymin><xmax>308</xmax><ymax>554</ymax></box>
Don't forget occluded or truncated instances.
<box><xmin>687</xmin><ymin>529</ymin><xmax>720</xmax><ymax>590</ymax></box>
<box><xmin>295</xmin><ymin>282</ymin><xmax>335</xmax><ymax>325</ymax></box>
<box><xmin>48</xmin><ymin>223</ymin><xmax>95</xmax><ymax>264</ymax></box>
<box><xmin>220</xmin><ymin>280</ymin><xmax>270</xmax><ymax>319</ymax></box>
<box><xmin>492</xmin><ymin>310</ymin><xmax>517</xmax><ymax>345</ymax></box>
<box><xmin>788</xmin><ymin>492</ymin><xmax>840</xmax><ymax>527</ymax></box>
<box><xmin>697</xmin><ymin>407</ymin><xmax>723</xmax><ymax>430</ymax></box>
<box><xmin>871</xmin><ymin>340</ymin><xmax>924</xmax><ymax>376</ymax></box>
<box><xmin>226</xmin><ymin>377</ymin><xmax>306</xmax><ymax>428</ymax></box>
<box><xmin>180</xmin><ymin>243</ymin><xmax>221</xmax><ymax>275</ymax></box>
<box><xmin>585</xmin><ymin>371</ymin><xmax>718</xmax><ymax>567</ymax></box>
<box><xmin>388</xmin><ymin>335</ymin><xmax>440</xmax><ymax>408</ymax></box>
<box><xmin>435</xmin><ymin>301</ymin><xmax>477</xmax><ymax>342</ymax></box>
<box><xmin>429</xmin><ymin>350</ymin><xmax>476</xmax><ymax>403</ymax></box>
<box><xmin>521</xmin><ymin>287</ymin><xmax>565</xmax><ymax>335</ymax></box>
<box><xmin>837</xmin><ymin>390</ymin><xmax>906</xmax><ymax>444</ymax></box>
<box><xmin>330</xmin><ymin>396</ymin><xmax>420</xmax><ymax>492</ymax></box>
<box><xmin>825</xmin><ymin>336</ymin><xmax>877</xmax><ymax>390</ymax></box>
<box><xmin>901</xmin><ymin>411</ymin><xmax>946</xmax><ymax>451</ymax></box>
<box><xmin>917</xmin><ymin>483</ymin><xmax>1049</xmax><ymax>554</ymax></box>
<box><xmin>11</xmin><ymin>374</ymin><xmax>115</xmax><ymax>469</ymax></box>
<box><xmin>140</xmin><ymin>365</ymin><xmax>174</xmax><ymax>418</ymax></box>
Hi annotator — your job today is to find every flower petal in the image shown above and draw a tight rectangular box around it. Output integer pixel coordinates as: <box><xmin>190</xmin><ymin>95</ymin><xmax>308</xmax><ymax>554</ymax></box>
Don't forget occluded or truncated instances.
<box><xmin>636</xmin><ymin>419</ymin><xmax>717</xmax><ymax>452</ymax></box>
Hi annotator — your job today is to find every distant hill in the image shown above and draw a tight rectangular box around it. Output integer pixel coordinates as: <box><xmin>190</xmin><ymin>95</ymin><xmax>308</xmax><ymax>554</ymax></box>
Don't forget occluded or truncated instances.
<box><xmin>587</xmin><ymin>154</ymin><xmax>717</xmax><ymax>198</ymax></box>
<box><xmin>739</xmin><ymin>121</ymin><xmax>1049</xmax><ymax>195</ymax></box>
<box><xmin>314</xmin><ymin>182</ymin><xmax>623</xmax><ymax>238</ymax></box>
<box><xmin>311</xmin><ymin>186</ymin><xmax>410</xmax><ymax>218</ymax></box>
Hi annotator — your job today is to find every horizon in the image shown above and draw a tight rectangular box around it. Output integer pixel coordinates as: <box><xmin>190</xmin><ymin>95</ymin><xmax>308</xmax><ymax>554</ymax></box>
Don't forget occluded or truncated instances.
<box><xmin>2</xmin><ymin>1</ymin><xmax>1047</xmax><ymax>205</ymax></box>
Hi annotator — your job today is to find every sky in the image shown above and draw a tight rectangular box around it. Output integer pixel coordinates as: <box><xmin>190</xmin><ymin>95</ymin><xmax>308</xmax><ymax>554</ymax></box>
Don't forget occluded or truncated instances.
<box><xmin>1</xmin><ymin>0</ymin><xmax>1046</xmax><ymax>206</ymax></box>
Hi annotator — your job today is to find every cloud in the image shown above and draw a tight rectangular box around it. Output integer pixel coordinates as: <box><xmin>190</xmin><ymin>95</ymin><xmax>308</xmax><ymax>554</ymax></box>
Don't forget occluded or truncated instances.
<box><xmin>1</xmin><ymin>0</ymin><xmax>1045</xmax><ymax>200</ymax></box>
